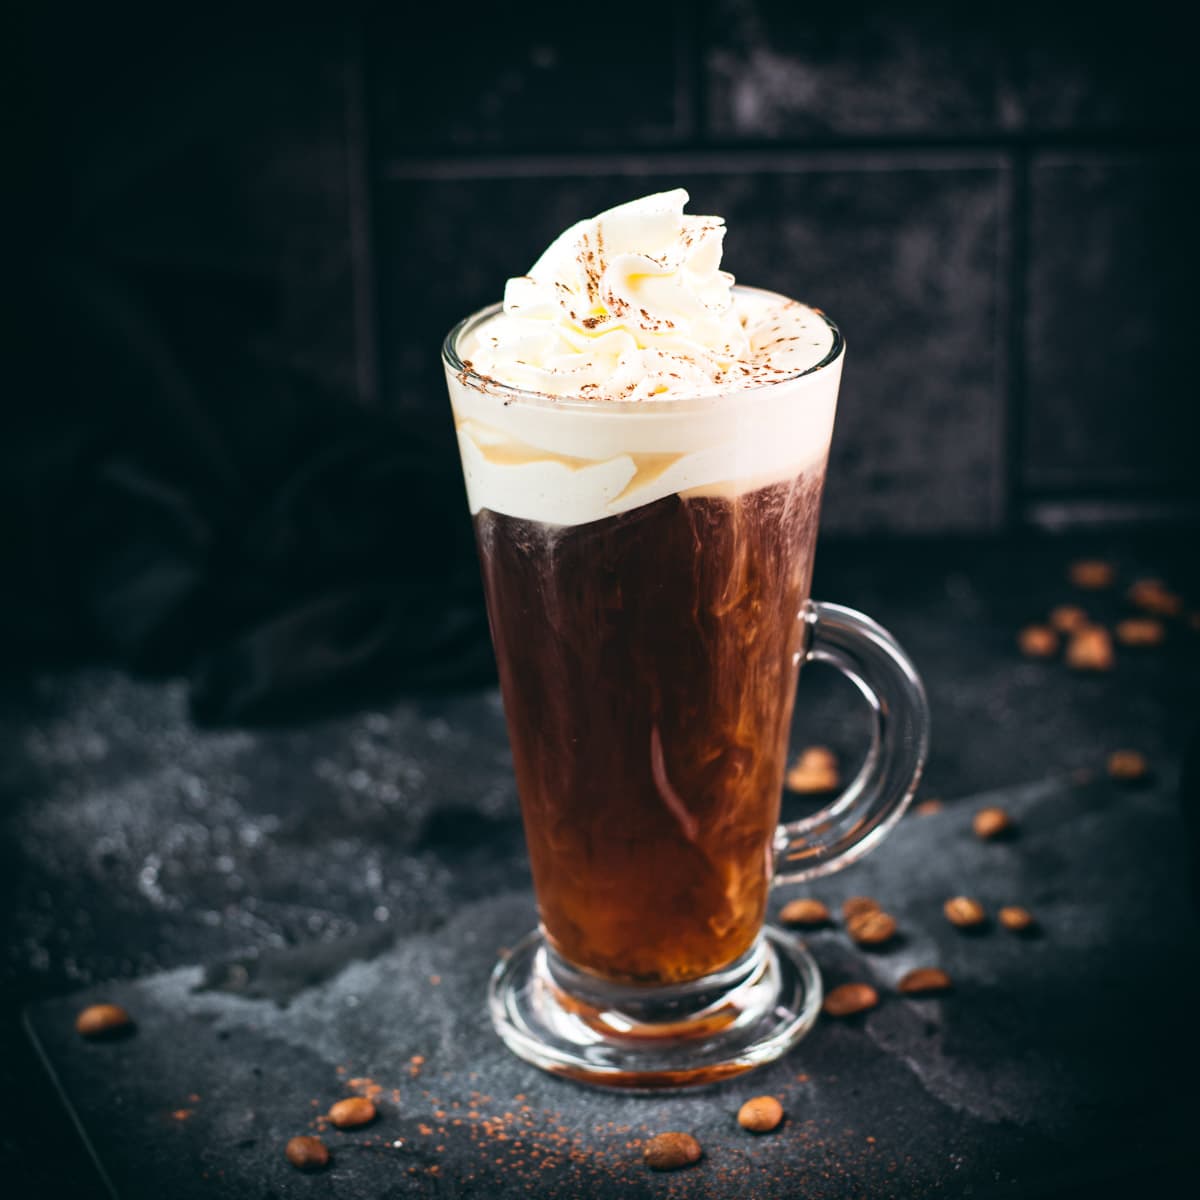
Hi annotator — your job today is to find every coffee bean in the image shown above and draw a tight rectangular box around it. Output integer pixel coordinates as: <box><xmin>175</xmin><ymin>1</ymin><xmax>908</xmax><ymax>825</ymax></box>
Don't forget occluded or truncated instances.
<box><xmin>898</xmin><ymin>967</ymin><xmax>953</xmax><ymax>995</ymax></box>
<box><xmin>1017</xmin><ymin>625</ymin><xmax>1058</xmax><ymax>658</ymax></box>
<box><xmin>737</xmin><ymin>1095</ymin><xmax>784</xmax><ymax>1133</ymax></box>
<box><xmin>785</xmin><ymin>747</ymin><xmax>840</xmax><ymax>794</ymax></box>
<box><xmin>1049</xmin><ymin>605</ymin><xmax>1089</xmax><ymax>634</ymax></box>
<box><xmin>796</xmin><ymin>745</ymin><xmax>836</xmax><ymax>772</ymax></box>
<box><xmin>823</xmin><ymin>982</ymin><xmax>879</xmax><ymax>1017</ymax></box>
<box><xmin>1128</xmin><ymin>579</ymin><xmax>1183</xmax><ymax>617</ymax></box>
<box><xmin>329</xmin><ymin>1096</ymin><xmax>376</xmax><ymax>1129</ymax></box>
<box><xmin>914</xmin><ymin>798</ymin><xmax>943</xmax><ymax>816</ymax></box>
<box><xmin>998</xmin><ymin>906</ymin><xmax>1036</xmax><ymax>932</ymax></box>
<box><xmin>779</xmin><ymin>898</ymin><xmax>831</xmax><ymax>928</ymax></box>
<box><xmin>972</xmin><ymin>807</ymin><xmax>1012</xmax><ymax>840</ymax></box>
<box><xmin>1107</xmin><ymin>750</ymin><xmax>1148</xmax><ymax>782</ymax></box>
<box><xmin>841</xmin><ymin>896</ymin><xmax>881</xmax><ymax>920</ymax></box>
<box><xmin>944</xmin><ymin>896</ymin><xmax>986</xmax><ymax>928</ymax></box>
<box><xmin>1069</xmin><ymin>560</ymin><xmax>1115</xmax><ymax>589</ymax></box>
<box><xmin>75</xmin><ymin>1004</ymin><xmax>133</xmax><ymax>1039</ymax></box>
<box><xmin>785</xmin><ymin>766</ymin><xmax>839</xmax><ymax>793</ymax></box>
<box><xmin>643</xmin><ymin>1132</ymin><xmax>702</xmax><ymax>1171</ymax></box>
<box><xmin>286</xmin><ymin>1136</ymin><xmax>330</xmax><ymax>1171</ymax></box>
<box><xmin>1115</xmin><ymin>617</ymin><xmax>1165</xmax><ymax>647</ymax></box>
<box><xmin>1065</xmin><ymin>626</ymin><xmax>1114</xmax><ymax>671</ymax></box>
<box><xmin>846</xmin><ymin>909</ymin><xmax>897</xmax><ymax>947</ymax></box>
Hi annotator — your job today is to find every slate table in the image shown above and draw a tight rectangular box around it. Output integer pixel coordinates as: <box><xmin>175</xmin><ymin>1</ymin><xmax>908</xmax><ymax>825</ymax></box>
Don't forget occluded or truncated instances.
<box><xmin>3</xmin><ymin>537</ymin><xmax>1198</xmax><ymax>1198</ymax></box>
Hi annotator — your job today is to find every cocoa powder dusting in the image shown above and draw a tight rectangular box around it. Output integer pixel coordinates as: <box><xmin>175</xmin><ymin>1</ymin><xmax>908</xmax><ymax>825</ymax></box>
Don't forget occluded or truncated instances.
<box><xmin>313</xmin><ymin>1056</ymin><xmax>900</xmax><ymax>1193</ymax></box>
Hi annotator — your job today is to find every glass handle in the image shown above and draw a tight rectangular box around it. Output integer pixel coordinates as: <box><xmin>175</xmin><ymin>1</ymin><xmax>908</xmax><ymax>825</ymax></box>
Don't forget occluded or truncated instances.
<box><xmin>774</xmin><ymin>601</ymin><xmax>930</xmax><ymax>885</ymax></box>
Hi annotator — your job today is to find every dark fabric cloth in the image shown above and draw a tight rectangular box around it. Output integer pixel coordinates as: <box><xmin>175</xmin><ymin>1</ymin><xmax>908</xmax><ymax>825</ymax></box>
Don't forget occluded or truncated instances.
<box><xmin>3</xmin><ymin>256</ymin><xmax>494</xmax><ymax>724</ymax></box>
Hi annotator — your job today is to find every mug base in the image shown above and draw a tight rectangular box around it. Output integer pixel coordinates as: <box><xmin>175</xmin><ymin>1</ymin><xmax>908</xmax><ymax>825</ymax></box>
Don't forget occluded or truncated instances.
<box><xmin>487</xmin><ymin>926</ymin><xmax>823</xmax><ymax>1091</ymax></box>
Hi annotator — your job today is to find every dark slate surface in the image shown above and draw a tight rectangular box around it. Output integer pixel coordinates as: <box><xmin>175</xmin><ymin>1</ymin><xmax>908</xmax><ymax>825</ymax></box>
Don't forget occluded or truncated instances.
<box><xmin>25</xmin><ymin>771</ymin><xmax>1200</xmax><ymax>1199</ymax></box>
<box><xmin>4</xmin><ymin>536</ymin><xmax>1200</xmax><ymax>1196</ymax></box>
<box><xmin>378</xmin><ymin>160</ymin><xmax>1008</xmax><ymax>533</ymax></box>
<box><xmin>367</xmin><ymin>2</ymin><xmax>687</xmax><ymax>152</ymax></box>
<box><xmin>1024</xmin><ymin>152</ymin><xmax>1199</xmax><ymax>496</ymax></box>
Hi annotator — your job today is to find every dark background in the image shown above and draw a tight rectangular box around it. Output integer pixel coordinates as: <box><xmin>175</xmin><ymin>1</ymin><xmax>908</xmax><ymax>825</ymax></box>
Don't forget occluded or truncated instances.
<box><xmin>8</xmin><ymin>1</ymin><xmax>1199</xmax><ymax>716</ymax></box>
<box><xmin>5</xmin><ymin>2</ymin><xmax>1199</xmax><ymax>1195</ymax></box>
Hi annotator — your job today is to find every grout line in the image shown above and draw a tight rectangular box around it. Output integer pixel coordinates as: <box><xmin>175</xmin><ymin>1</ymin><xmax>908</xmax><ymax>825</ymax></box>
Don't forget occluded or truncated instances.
<box><xmin>380</xmin><ymin>129</ymin><xmax>1200</xmax><ymax>179</ymax></box>
<box><xmin>1024</xmin><ymin>497</ymin><xmax>1200</xmax><ymax>530</ymax></box>
<box><xmin>344</xmin><ymin>15</ymin><xmax>379</xmax><ymax>408</ymax></box>
<box><xmin>382</xmin><ymin>147</ymin><xmax>1017</xmax><ymax>182</ymax></box>
<box><xmin>685</xmin><ymin>0</ymin><xmax>708</xmax><ymax>145</ymax></box>
<box><xmin>1005</xmin><ymin>145</ymin><xmax>1031</xmax><ymax>531</ymax></box>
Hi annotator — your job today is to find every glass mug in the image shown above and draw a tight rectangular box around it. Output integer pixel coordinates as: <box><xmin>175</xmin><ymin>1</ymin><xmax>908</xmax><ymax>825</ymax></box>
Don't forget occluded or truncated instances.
<box><xmin>443</xmin><ymin>289</ymin><xmax>929</xmax><ymax>1089</ymax></box>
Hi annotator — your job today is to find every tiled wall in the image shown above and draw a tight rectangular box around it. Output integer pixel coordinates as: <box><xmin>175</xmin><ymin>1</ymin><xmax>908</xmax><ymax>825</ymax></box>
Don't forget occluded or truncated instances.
<box><xmin>34</xmin><ymin>3</ymin><xmax>1196</xmax><ymax>535</ymax></box>
<box><xmin>369</xmin><ymin>1</ymin><xmax>1198</xmax><ymax>534</ymax></box>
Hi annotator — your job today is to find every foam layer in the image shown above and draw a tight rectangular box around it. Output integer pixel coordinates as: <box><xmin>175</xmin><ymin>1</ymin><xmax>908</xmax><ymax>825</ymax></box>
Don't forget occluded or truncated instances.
<box><xmin>445</xmin><ymin>288</ymin><xmax>842</xmax><ymax>527</ymax></box>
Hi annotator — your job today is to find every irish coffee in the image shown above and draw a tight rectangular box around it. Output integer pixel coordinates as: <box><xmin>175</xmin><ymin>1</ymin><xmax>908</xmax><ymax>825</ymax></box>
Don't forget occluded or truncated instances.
<box><xmin>475</xmin><ymin>468</ymin><xmax>826</xmax><ymax>984</ymax></box>
<box><xmin>441</xmin><ymin>189</ymin><xmax>926</xmax><ymax>1088</ymax></box>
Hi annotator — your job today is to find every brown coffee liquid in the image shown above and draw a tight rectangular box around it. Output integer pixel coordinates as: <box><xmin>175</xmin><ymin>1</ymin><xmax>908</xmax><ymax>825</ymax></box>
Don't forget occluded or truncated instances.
<box><xmin>475</xmin><ymin>468</ymin><xmax>825</xmax><ymax>986</ymax></box>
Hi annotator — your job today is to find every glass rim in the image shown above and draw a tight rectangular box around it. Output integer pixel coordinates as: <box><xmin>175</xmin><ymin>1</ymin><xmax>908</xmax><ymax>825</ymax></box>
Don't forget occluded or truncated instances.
<box><xmin>441</xmin><ymin>284</ymin><xmax>844</xmax><ymax>413</ymax></box>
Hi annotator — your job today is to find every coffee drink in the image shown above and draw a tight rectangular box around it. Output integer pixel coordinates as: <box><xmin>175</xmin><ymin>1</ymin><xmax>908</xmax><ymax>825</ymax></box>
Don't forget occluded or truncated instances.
<box><xmin>476</xmin><ymin>469</ymin><xmax>824</xmax><ymax>983</ymax></box>
<box><xmin>445</xmin><ymin>191</ymin><xmax>841</xmax><ymax>987</ymax></box>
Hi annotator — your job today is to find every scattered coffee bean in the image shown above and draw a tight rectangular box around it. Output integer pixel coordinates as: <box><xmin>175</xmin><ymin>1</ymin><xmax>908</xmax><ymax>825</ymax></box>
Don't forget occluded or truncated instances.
<box><xmin>286</xmin><ymin>1136</ymin><xmax>330</xmax><ymax>1172</ymax></box>
<box><xmin>785</xmin><ymin>746</ymin><xmax>839</xmax><ymax>794</ymax></box>
<box><xmin>1017</xmin><ymin>625</ymin><xmax>1058</xmax><ymax>658</ymax></box>
<box><xmin>847</xmin><ymin>909</ymin><xmax>898</xmax><ymax>947</ymax></box>
<box><xmin>75</xmin><ymin>1004</ymin><xmax>133</xmax><ymax>1039</ymax></box>
<box><xmin>1068</xmin><ymin>560</ymin><xmax>1115</xmax><ymax>589</ymax></box>
<box><xmin>329</xmin><ymin>1096</ymin><xmax>376</xmax><ymax>1129</ymax></box>
<box><xmin>972</xmin><ymin>807</ymin><xmax>1012</xmax><ymax>840</ymax></box>
<box><xmin>797</xmin><ymin>745</ymin><xmax>836</xmax><ymax>771</ymax></box>
<box><xmin>644</xmin><ymin>1132</ymin><xmax>702</xmax><ymax>1171</ymax></box>
<box><xmin>823</xmin><ymin>982</ymin><xmax>879</xmax><ymax>1017</ymax></box>
<box><xmin>1128</xmin><ymin>579</ymin><xmax>1183</xmax><ymax>617</ymax></box>
<box><xmin>914</xmin><ymin>798</ymin><xmax>943</xmax><ymax>816</ymax></box>
<box><xmin>1065</xmin><ymin>626</ymin><xmax>1114</xmax><ymax>671</ymax></box>
<box><xmin>943</xmin><ymin>896</ymin><xmax>986</xmax><ymax>928</ymax></box>
<box><xmin>780</xmin><ymin>898</ymin><xmax>831</xmax><ymax>927</ymax></box>
<box><xmin>1107</xmin><ymin>749</ymin><xmax>1148</xmax><ymax>782</ymax></box>
<box><xmin>998</xmin><ymin>906</ymin><xmax>1036</xmax><ymax>932</ymax></box>
<box><xmin>737</xmin><ymin>1095</ymin><xmax>784</xmax><ymax>1133</ymax></box>
<box><xmin>1049</xmin><ymin>605</ymin><xmax>1089</xmax><ymax>634</ymax></box>
<box><xmin>897</xmin><ymin>967</ymin><xmax>953</xmax><ymax>995</ymax></box>
<box><xmin>842</xmin><ymin>896</ymin><xmax>881</xmax><ymax>920</ymax></box>
<box><xmin>1115</xmin><ymin>617</ymin><xmax>1165</xmax><ymax>647</ymax></box>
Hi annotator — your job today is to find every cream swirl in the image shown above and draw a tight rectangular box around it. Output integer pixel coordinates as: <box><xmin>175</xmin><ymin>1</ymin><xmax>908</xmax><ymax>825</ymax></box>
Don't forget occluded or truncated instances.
<box><xmin>468</xmin><ymin>189</ymin><xmax>764</xmax><ymax>401</ymax></box>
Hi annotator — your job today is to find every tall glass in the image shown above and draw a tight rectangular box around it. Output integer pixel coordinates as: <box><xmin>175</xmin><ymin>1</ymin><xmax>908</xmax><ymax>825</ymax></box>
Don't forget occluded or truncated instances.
<box><xmin>443</xmin><ymin>287</ymin><xmax>929</xmax><ymax>1089</ymax></box>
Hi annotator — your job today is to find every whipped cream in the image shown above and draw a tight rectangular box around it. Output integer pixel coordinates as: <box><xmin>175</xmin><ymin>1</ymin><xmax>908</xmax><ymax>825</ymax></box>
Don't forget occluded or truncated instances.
<box><xmin>443</xmin><ymin>191</ymin><xmax>843</xmax><ymax>527</ymax></box>
<box><xmin>463</xmin><ymin>189</ymin><xmax>832</xmax><ymax>401</ymax></box>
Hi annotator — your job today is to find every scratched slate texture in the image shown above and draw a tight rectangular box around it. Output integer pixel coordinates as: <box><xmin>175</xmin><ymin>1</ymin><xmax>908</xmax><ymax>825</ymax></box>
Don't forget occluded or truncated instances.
<box><xmin>23</xmin><ymin>767</ymin><xmax>1200</xmax><ymax>1199</ymax></box>
<box><xmin>6</xmin><ymin>537</ymin><xmax>1200</xmax><ymax>1198</ymax></box>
